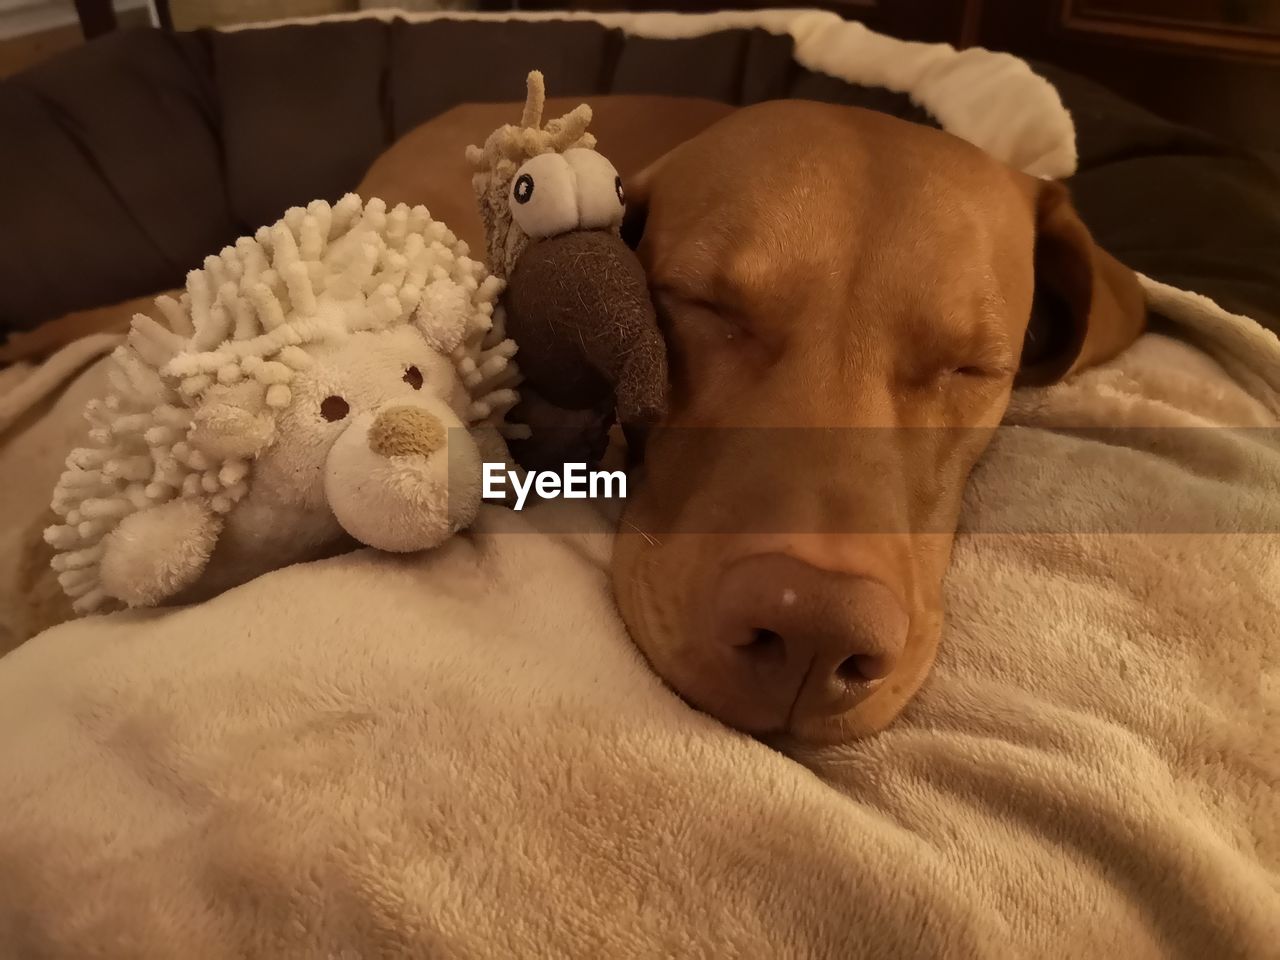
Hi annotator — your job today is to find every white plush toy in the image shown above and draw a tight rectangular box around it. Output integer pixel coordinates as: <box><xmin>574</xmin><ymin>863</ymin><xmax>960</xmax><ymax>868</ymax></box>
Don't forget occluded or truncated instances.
<box><xmin>46</xmin><ymin>194</ymin><xmax>522</xmax><ymax>615</ymax></box>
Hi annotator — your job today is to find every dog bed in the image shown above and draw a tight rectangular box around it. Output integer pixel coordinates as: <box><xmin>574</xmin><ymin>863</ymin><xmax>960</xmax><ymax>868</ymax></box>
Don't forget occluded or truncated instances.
<box><xmin>1</xmin><ymin>11</ymin><xmax>1277</xmax><ymax>335</ymax></box>
<box><xmin>1</xmin><ymin>10</ymin><xmax>1278</xmax><ymax>959</ymax></box>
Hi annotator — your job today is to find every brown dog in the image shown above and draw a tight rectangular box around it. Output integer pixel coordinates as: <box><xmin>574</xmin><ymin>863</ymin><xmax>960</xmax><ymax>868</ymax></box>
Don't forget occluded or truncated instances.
<box><xmin>24</xmin><ymin>97</ymin><xmax>1145</xmax><ymax>744</ymax></box>
<box><xmin>374</xmin><ymin>95</ymin><xmax>1144</xmax><ymax>743</ymax></box>
<box><xmin>610</xmin><ymin>101</ymin><xmax>1145</xmax><ymax>742</ymax></box>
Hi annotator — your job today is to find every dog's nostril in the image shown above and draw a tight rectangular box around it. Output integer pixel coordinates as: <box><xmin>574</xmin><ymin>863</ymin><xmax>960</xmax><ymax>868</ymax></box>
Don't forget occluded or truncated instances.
<box><xmin>709</xmin><ymin>556</ymin><xmax>911</xmax><ymax>733</ymax></box>
<box><xmin>745</xmin><ymin>628</ymin><xmax>781</xmax><ymax>649</ymax></box>
<box><xmin>837</xmin><ymin>655</ymin><xmax>867</xmax><ymax>682</ymax></box>
<box><xmin>838</xmin><ymin>654</ymin><xmax>889</xmax><ymax>683</ymax></box>
<box><xmin>738</xmin><ymin>628</ymin><xmax>786</xmax><ymax>666</ymax></box>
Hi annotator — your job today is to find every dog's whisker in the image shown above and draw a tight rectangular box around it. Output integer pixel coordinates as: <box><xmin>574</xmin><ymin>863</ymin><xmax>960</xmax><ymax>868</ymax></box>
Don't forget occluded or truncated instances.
<box><xmin>621</xmin><ymin>518</ymin><xmax>660</xmax><ymax>547</ymax></box>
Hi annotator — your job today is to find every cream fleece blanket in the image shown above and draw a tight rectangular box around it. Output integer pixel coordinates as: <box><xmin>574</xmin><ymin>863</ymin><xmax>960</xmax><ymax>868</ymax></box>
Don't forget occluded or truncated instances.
<box><xmin>0</xmin><ymin>338</ymin><xmax>122</xmax><ymax>649</ymax></box>
<box><xmin>1</xmin><ymin>278</ymin><xmax>1278</xmax><ymax>957</ymax></box>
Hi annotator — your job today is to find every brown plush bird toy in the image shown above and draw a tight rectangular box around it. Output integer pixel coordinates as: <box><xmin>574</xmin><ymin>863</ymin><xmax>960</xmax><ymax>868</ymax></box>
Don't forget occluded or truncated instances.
<box><xmin>466</xmin><ymin>71</ymin><xmax>666</xmax><ymax>471</ymax></box>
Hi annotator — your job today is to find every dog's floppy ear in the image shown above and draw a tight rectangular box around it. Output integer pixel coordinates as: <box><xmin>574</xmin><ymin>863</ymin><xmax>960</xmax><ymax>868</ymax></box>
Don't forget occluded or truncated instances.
<box><xmin>1017</xmin><ymin>180</ymin><xmax>1147</xmax><ymax>385</ymax></box>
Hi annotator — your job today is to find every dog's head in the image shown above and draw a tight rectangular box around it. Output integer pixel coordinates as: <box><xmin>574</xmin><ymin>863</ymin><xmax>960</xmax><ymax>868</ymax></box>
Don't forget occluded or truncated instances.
<box><xmin>596</xmin><ymin>101</ymin><xmax>1145</xmax><ymax>741</ymax></box>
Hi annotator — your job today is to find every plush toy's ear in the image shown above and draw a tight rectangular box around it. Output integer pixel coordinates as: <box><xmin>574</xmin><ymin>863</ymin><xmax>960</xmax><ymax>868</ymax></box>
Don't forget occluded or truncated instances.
<box><xmin>416</xmin><ymin>278</ymin><xmax>471</xmax><ymax>353</ymax></box>
<box><xmin>1017</xmin><ymin>179</ymin><xmax>1147</xmax><ymax>385</ymax></box>
<box><xmin>187</xmin><ymin>381</ymin><xmax>275</xmax><ymax>461</ymax></box>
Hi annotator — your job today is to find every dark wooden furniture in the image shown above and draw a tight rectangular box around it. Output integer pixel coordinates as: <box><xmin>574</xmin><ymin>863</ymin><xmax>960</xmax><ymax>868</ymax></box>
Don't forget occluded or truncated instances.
<box><xmin>981</xmin><ymin>0</ymin><xmax>1279</xmax><ymax>152</ymax></box>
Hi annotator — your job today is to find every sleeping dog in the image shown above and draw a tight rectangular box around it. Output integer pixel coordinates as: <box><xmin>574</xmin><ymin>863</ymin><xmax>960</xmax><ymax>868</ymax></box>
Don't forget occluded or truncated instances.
<box><xmin>604</xmin><ymin>101</ymin><xmax>1144</xmax><ymax>742</ymax></box>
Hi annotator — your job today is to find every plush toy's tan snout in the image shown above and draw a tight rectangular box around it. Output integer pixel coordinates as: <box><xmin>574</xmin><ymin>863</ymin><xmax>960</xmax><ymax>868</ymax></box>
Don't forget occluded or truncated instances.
<box><xmin>324</xmin><ymin>396</ymin><xmax>482</xmax><ymax>554</ymax></box>
<box><xmin>368</xmin><ymin>406</ymin><xmax>448</xmax><ymax>459</ymax></box>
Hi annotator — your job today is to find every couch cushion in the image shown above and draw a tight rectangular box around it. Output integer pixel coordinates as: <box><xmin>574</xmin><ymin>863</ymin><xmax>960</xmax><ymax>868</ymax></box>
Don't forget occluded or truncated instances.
<box><xmin>0</xmin><ymin>29</ymin><xmax>232</xmax><ymax>330</ymax></box>
<box><xmin>212</xmin><ymin>20</ymin><xmax>391</xmax><ymax>231</ymax></box>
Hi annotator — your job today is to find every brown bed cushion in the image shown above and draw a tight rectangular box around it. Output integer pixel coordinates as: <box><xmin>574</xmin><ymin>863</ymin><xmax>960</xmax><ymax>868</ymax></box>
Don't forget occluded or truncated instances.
<box><xmin>0</xmin><ymin>18</ymin><xmax>1276</xmax><ymax>339</ymax></box>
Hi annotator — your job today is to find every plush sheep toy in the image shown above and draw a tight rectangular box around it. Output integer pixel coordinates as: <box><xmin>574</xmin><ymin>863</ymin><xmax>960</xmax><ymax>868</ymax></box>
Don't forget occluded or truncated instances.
<box><xmin>45</xmin><ymin>195</ymin><xmax>521</xmax><ymax>615</ymax></box>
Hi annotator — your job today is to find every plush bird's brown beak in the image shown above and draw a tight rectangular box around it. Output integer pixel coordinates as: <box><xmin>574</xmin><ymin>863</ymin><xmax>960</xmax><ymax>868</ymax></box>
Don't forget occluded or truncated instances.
<box><xmin>502</xmin><ymin>229</ymin><xmax>668</xmax><ymax>470</ymax></box>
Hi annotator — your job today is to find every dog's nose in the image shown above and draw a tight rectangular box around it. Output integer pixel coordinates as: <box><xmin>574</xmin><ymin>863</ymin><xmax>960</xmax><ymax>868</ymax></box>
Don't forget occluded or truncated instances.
<box><xmin>711</xmin><ymin>554</ymin><xmax>908</xmax><ymax>731</ymax></box>
<box><xmin>368</xmin><ymin>406</ymin><xmax>446</xmax><ymax>459</ymax></box>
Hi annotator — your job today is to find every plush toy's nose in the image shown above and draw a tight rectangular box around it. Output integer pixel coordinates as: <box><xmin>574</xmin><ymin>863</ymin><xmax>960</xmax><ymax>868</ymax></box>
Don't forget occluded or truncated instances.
<box><xmin>368</xmin><ymin>406</ymin><xmax>447</xmax><ymax>459</ymax></box>
<box><xmin>324</xmin><ymin>397</ymin><xmax>481</xmax><ymax>554</ymax></box>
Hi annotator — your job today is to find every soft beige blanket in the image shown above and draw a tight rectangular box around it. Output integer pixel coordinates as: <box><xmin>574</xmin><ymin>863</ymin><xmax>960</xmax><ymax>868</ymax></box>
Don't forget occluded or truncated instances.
<box><xmin>0</xmin><ymin>277</ymin><xmax>1277</xmax><ymax>959</ymax></box>
<box><xmin>0</xmin><ymin>338</ymin><xmax>121</xmax><ymax>649</ymax></box>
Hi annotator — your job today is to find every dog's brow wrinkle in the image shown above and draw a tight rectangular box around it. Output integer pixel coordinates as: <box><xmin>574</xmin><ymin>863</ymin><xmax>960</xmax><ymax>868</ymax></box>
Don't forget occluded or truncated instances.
<box><xmin>656</xmin><ymin>266</ymin><xmax>714</xmax><ymax>303</ymax></box>
<box><xmin>975</xmin><ymin>307</ymin><xmax>1014</xmax><ymax>362</ymax></box>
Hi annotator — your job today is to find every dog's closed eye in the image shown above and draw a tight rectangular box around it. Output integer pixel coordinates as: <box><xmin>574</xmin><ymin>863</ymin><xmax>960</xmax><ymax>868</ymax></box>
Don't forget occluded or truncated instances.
<box><xmin>950</xmin><ymin>361</ymin><xmax>1013</xmax><ymax>380</ymax></box>
<box><xmin>914</xmin><ymin>312</ymin><xmax>1015</xmax><ymax>387</ymax></box>
<box><xmin>655</xmin><ymin>291</ymin><xmax>745</xmax><ymax>340</ymax></box>
<box><xmin>902</xmin><ymin>352</ymin><xmax>1013</xmax><ymax>393</ymax></box>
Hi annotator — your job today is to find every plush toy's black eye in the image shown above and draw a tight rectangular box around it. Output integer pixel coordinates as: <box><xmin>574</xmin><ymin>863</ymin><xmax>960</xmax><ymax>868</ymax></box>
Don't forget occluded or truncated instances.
<box><xmin>615</xmin><ymin>175</ymin><xmax>625</xmax><ymax>206</ymax></box>
<box><xmin>403</xmin><ymin>365</ymin><xmax>423</xmax><ymax>390</ymax></box>
<box><xmin>320</xmin><ymin>395</ymin><xmax>349</xmax><ymax>422</ymax></box>
<box><xmin>513</xmin><ymin>173</ymin><xmax>534</xmax><ymax>204</ymax></box>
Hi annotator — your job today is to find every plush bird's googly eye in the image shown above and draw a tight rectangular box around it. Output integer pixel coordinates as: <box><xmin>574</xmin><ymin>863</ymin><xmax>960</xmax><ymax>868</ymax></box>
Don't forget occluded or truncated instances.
<box><xmin>512</xmin><ymin>174</ymin><xmax>534</xmax><ymax>204</ymax></box>
<box><xmin>563</xmin><ymin>148</ymin><xmax>624</xmax><ymax>230</ymax></box>
<box><xmin>509</xmin><ymin>153</ymin><xmax>578</xmax><ymax>239</ymax></box>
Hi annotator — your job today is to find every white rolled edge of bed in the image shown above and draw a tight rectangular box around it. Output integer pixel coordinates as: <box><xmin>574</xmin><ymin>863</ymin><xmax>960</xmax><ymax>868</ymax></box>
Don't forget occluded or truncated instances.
<box><xmin>221</xmin><ymin>6</ymin><xmax>1079</xmax><ymax>180</ymax></box>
